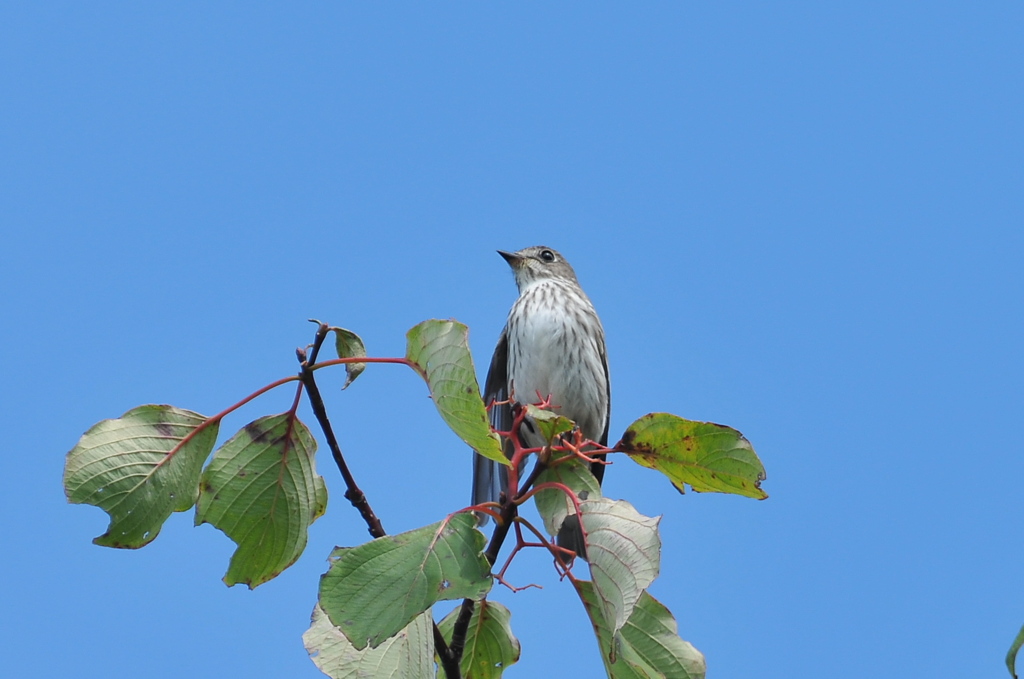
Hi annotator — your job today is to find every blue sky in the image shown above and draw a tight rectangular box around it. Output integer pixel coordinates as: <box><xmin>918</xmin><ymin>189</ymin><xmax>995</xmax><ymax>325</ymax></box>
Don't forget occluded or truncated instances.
<box><xmin>2</xmin><ymin>4</ymin><xmax>1021</xmax><ymax>677</ymax></box>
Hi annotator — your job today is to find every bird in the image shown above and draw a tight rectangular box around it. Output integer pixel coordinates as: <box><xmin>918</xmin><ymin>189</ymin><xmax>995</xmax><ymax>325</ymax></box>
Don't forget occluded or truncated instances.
<box><xmin>472</xmin><ymin>246</ymin><xmax>610</xmax><ymax>560</ymax></box>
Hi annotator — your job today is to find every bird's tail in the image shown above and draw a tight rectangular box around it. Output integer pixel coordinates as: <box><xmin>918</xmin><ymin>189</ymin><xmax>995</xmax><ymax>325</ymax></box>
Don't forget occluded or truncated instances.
<box><xmin>471</xmin><ymin>454</ymin><xmax>507</xmax><ymax>526</ymax></box>
<box><xmin>555</xmin><ymin>514</ymin><xmax>588</xmax><ymax>562</ymax></box>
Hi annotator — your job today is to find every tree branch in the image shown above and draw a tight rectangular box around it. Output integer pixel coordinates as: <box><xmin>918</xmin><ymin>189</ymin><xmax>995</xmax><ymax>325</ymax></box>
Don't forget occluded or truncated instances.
<box><xmin>298</xmin><ymin>322</ymin><xmax>461</xmax><ymax>679</ymax></box>
<box><xmin>298</xmin><ymin>323</ymin><xmax>385</xmax><ymax>539</ymax></box>
<box><xmin>448</xmin><ymin>459</ymin><xmax>548</xmax><ymax>662</ymax></box>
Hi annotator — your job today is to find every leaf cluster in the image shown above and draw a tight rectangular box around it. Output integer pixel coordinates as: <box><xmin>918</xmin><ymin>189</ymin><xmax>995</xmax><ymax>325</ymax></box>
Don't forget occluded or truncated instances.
<box><xmin>63</xmin><ymin>319</ymin><xmax>768</xmax><ymax>678</ymax></box>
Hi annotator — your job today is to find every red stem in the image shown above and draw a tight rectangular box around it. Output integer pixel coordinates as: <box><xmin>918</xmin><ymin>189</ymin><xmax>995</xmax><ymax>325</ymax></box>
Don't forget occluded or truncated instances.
<box><xmin>154</xmin><ymin>374</ymin><xmax>300</xmax><ymax>470</ymax></box>
<box><xmin>309</xmin><ymin>356</ymin><xmax>412</xmax><ymax>371</ymax></box>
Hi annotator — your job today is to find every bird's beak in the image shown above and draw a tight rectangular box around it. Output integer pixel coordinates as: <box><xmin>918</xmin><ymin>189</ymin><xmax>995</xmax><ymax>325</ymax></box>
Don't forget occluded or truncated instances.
<box><xmin>497</xmin><ymin>250</ymin><xmax>524</xmax><ymax>269</ymax></box>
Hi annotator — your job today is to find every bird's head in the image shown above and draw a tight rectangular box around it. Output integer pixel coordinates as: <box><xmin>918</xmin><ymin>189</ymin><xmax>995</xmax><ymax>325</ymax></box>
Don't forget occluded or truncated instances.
<box><xmin>498</xmin><ymin>246</ymin><xmax>580</xmax><ymax>291</ymax></box>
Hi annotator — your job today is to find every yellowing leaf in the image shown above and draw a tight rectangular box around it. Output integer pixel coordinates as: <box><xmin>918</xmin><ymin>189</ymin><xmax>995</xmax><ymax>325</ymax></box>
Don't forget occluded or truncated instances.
<box><xmin>620</xmin><ymin>413</ymin><xmax>767</xmax><ymax>499</ymax></box>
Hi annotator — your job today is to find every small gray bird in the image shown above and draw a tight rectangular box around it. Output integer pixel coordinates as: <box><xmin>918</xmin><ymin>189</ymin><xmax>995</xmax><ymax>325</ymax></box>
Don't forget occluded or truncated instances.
<box><xmin>472</xmin><ymin>246</ymin><xmax>610</xmax><ymax>559</ymax></box>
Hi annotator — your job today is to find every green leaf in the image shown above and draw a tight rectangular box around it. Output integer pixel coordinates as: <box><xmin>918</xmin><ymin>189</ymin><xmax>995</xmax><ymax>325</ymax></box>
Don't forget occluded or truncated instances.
<box><xmin>576</xmin><ymin>581</ymin><xmax>706</xmax><ymax>679</ymax></box>
<box><xmin>619</xmin><ymin>413</ymin><xmax>767</xmax><ymax>499</ymax></box>
<box><xmin>303</xmin><ymin>604</ymin><xmax>434</xmax><ymax>679</ymax></box>
<box><xmin>525</xmin><ymin>404</ymin><xmax>574</xmax><ymax>443</ymax></box>
<box><xmin>437</xmin><ymin>600</ymin><xmax>520</xmax><ymax>679</ymax></box>
<box><xmin>195</xmin><ymin>413</ymin><xmax>327</xmax><ymax>588</ymax></box>
<box><xmin>405</xmin><ymin>320</ymin><xmax>507</xmax><ymax>466</ymax></box>
<box><xmin>319</xmin><ymin>513</ymin><xmax>492</xmax><ymax>650</ymax></box>
<box><xmin>534</xmin><ymin>457</ymin><xmax>602</xmax><ymax>538</ymax></box>
<box><xmin>581</xmin><ymin>498</ymin><xmax>662</xmax><ymax>636</ymax></box>
<box><xmin>331</xmin><ymin>326</ymin><xmax>367</xmax><ymax>389</ymax></box>
<box><xmin>64</xmin><ymin>405</ymin><xmax>219</xmax><ymax>549</ymax></box>
<box><xmin>1007</xmin><ymin>623</ymin><xmax>1024</xmax><ymax>679</ymax></box>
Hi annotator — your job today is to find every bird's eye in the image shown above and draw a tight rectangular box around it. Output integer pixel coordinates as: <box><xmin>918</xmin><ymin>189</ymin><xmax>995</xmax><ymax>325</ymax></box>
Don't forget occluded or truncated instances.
<box><xmin>540</xmin><ymin>250</ymin><xmax>555</xmax><ymax>262</ymax></box>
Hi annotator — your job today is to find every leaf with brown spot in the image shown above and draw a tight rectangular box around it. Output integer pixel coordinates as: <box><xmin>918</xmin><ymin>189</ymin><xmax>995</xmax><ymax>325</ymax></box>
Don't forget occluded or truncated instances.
<box><xmin>619</xmin><ymin>413</ymin><xmax>767</xmax><ymax>499</ymax></box>
<box><xmin>533</xmin><ymin>456</ymin><xmax>601</xmax><ymax>538</ymax></box>
<box><xmin>63</xmin><ymin>405</ymin><xmax>219</xmax><ymax>549</ymax></box>
<box><xmin>195</xmin><ymin>413</ymin><xmax>327</xmax><ymax>588</ymax></box>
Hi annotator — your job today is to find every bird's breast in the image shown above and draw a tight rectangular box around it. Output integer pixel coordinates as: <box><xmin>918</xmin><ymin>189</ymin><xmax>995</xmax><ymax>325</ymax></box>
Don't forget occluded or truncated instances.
<box><xmin>505</xmin><ymin>282</ymin><xmax>608</xmax><ymax>441</ymax></box>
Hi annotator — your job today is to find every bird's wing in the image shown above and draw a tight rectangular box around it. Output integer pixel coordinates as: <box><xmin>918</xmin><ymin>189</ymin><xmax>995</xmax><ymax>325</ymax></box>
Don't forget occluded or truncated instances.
<box><xmin>591</xmin><ymin>337</ymin><xmax>612</xmax><ymax>484</ymax></box>
<box><xmin>472</xmin><ymin>328</ymin><xmax>512</xmax><ymax>520</ymax></box>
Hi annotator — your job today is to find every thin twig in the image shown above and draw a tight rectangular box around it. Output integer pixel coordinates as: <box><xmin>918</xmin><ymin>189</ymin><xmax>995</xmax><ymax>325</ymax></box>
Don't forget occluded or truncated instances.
<box><xmin>298</xmin><ymin>323</ymin><xmax>385</xmax><ymax>539</ymax></box>
<box><xmin>298</xmin><ymin>322</ymin><xmax>461</xmax><ymax>679</ymax></box>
